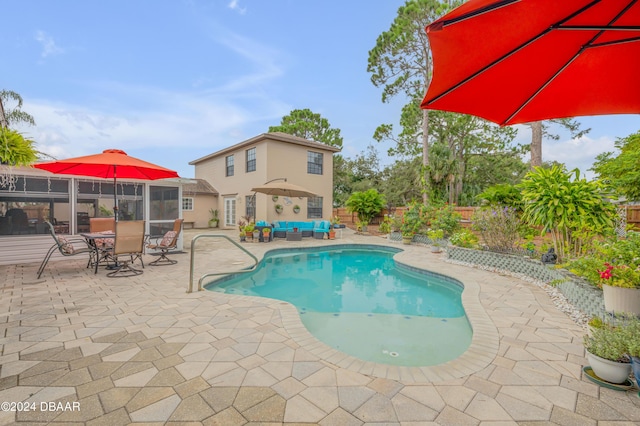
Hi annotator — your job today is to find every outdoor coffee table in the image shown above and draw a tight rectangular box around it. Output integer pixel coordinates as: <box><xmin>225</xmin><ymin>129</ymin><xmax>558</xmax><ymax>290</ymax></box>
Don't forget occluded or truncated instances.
<box><xmin>286</xmin><ymin>232</ymin><xmax>302</xmax><ymax>241</ymax></box>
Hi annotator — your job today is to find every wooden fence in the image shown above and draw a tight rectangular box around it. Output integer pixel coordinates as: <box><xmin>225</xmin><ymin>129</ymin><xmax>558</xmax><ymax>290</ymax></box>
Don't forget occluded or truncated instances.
<box><xmin>331</xmin><ymin>206</ymin><xmax>478</xmax><ymax>228</ymax></box>
<box><xmin>624</xmin><ymin>205</ymin><xmax>640</xmax><ymax>230</ymax></box>
<box><xmin>333</xmin><ymin>205</ymin><xmax>640</xmax><ymax>230</ymax></box>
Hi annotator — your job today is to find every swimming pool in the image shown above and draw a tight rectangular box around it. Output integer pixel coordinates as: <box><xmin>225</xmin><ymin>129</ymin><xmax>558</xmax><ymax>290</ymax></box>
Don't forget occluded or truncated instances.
<box><xmin>205</xmin><ymin>245</ymin><xmax>472</xmax><ymax>367</ymax></box>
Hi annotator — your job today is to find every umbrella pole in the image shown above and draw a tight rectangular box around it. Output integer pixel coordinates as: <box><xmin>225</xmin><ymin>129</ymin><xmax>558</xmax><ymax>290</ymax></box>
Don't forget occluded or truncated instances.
<box><xmin>113</xmin><ymin>166</ymin><xmax>118</xmax><ymax>222</ymax></box>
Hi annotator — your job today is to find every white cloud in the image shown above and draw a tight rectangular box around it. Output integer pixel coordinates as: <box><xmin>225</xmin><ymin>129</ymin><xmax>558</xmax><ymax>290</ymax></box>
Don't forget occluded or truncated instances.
<box><xmin>17</xmin><ymin>82</ymin><xmax>290</xmax><ymax>164</ymax></box>
<box><xmin>34</xmin><ymin>30</ymin><xmax>64</xmax><ymax>58</ymax></box>
<box><xmin>544</xmin><ymin>135</ymin><xmax>615</xmax><ymax>179</ymax></box>
<box><xmin>228</xmin><ymin>0</ymin><xmax>246</xmax><ymax>15</ymax></box>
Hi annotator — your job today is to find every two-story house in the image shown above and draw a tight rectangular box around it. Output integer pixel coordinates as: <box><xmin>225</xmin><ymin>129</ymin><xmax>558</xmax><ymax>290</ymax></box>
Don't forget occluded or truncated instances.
<box><xmin>189</xmin><ymin>132</ymin><xmax>340</xmax><ymax>228</ymax></box>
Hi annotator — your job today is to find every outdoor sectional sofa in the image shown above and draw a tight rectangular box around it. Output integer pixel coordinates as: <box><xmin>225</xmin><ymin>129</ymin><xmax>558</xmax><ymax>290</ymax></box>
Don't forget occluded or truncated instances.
<box><xmin>272</xmin><ymin>220</ymin><xmax>331</xmax><ymax>239</ymax></box>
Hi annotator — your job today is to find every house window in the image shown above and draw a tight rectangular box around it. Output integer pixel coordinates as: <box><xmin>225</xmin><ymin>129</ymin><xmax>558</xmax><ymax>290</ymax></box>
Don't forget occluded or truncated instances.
<box><xmin>226</xmin><ymin>155</ymin><xmax>234</xmax><ymax>177</ymax></box>
<box><xmin>246</xmin><ymin>195</ymin><xmax>256</xmax><ymax>220</ymax></box>
<box><xmin>307</xmin><ymin>197</ymin><xmax>323</xmax><ymax>219</ymax></box>
<box><xmin>246</xmin><ymin>147</ymin><xmax>256</xmax><ymax>173</ymax></box>
<box><xmin>182</xmin><ymin>197</ymin><xmax>194</xmax><ymax>211</ymax></box>
<box><xmin>307</xmin><ymin>151</ymin><xmax>323</xmax><ymax>175</ymax></box>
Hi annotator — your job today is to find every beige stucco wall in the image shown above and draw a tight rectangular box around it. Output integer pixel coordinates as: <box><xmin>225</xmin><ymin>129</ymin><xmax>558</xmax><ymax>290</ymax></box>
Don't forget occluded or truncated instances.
<box><xmin>182</xmin><ymin>194</ymin><xmax>217</xmax><ymax>228</ymax></box>
<box><xmin>193</xmin><ymin>136</ymin><xmax>335</xmax><ymax>229</ymax></box>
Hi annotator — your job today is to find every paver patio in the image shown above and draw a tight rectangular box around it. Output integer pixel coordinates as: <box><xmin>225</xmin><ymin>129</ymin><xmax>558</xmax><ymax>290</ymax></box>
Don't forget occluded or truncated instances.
<box><xmin>0</xmin><ymin>228</ymin><xmax>638</xmax><ymax>425</ymax></box>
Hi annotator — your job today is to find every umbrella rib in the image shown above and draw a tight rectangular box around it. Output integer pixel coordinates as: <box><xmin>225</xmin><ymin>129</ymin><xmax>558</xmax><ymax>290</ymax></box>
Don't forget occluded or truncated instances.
<box><xmin>426</xmin><ymin>0</ymin><xmax>604</xmax><ymax>107</ymax></box>
<box><xmin>558</xmin><ymin>25</ymin><xmax>640</xmax><ymax>31</ymax></box>
<box><xmin>504</xmin><ymin>0</ymin><xmax>638</xmax><ymax>124</ymax></box>
<box><xmin>589</xmin><ymin>35</ymin><xmax>640</xmax><ymax>48</ymax></box>
<box><xmin>426</xmin><ymin>0</ymin><xmax>603</xmax><ymax>107</ymax></box>
<box><xmin>436</xmin><ymin>0</ymin><xmax>519</xmax><ymax>28</ymax></box>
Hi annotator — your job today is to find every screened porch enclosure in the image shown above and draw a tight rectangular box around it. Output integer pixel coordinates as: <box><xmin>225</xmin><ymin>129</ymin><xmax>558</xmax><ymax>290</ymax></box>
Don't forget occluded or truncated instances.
<box><xmin>0</xmin><ymin>168</ymin><xmax>182</xmax><ymax>266</ymax></box>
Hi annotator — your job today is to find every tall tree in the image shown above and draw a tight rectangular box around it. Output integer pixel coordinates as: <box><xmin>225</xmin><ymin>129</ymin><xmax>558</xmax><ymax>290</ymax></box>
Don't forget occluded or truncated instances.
<box><xmin>368</xmin><ymin>0</ymin><xmax>458</xmax><ymax>202</ymax></box>
<box><xmin>591</xmin><ymin>131</ymin><xmax>640</xmax><ymax>201</ymax></box>
<box><xmin>269</xmin><ymin>108</ymin><xmax>344</xmax><ymax>205</ymax></box>
<box><xmin>349</xmin><ymin>145</ymin><xmax>382</xmax><ymax>193</ymax></box>
<box><xmin>0</xmin><ymin>90</ymin><xmax>36</xmax><ymax>129</ymax></box>
<box><xmin>268</xmin><ymin>108</ymin><xmax>343</xmax><ymax>148</ymax></box>
<box><xmin>380</xmin><ymin>157</ymin><xmax>423</xmax><ymax>207</ymax></box>
<box><xmin>0</xmin><ymin>90</ymin><xmax>38</xmax><ymax>167</ymax></box>
<box><xmin>527</xmin><ymin>119</ymin><xmax>589</xmax><ymax>168</ymax></box>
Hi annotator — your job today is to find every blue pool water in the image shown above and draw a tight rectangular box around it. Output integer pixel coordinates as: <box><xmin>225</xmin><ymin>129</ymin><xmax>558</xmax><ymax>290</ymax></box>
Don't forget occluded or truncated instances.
<box><xmin>205</xmin><ymin>246</ymin><xmax>472</xmax><ymax>366</ymax></box>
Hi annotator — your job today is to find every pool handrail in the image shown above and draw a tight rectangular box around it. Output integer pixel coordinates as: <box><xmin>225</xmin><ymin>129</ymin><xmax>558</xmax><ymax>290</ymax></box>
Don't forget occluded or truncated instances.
<box><xmin>188</xmin><ymin>233</ymin><xmax>259</xmax><ymax>293</ymax></box>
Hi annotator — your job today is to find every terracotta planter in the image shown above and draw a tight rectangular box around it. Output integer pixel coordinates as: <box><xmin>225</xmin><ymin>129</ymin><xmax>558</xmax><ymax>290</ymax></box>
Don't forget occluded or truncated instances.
<box><xmin>602</xmin><ymin>284</ymin><xmax>640</xmax><ymax>316</ymax></box>
<box><xmin>586</xmin><ymin>351</ymin><xmax>631</xmax><ymax>384</ymax></box>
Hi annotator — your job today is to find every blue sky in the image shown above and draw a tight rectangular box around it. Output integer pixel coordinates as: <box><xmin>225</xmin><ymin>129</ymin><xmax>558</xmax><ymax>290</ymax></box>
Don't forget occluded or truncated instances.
<box><xmin>3</xmin><ymin>0</ymin><xmax>639</xmax><ymax>180</ymax></box>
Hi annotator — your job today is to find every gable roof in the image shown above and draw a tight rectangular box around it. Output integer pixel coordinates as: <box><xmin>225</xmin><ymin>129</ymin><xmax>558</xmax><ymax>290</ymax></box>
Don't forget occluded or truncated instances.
<box><xmin>189</xmin><ymin>132</ymin><xmax>341</xmax><ymax>165</ymax></box>
<box><xmin>181</xmin><ymin>178</ymin><xmax>219</xmax><ymax>195</ymax></box>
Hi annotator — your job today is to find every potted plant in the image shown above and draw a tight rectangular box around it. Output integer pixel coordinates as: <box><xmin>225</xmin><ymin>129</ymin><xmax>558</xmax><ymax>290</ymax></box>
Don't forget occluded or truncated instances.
<box><xmin>244</xmin><ymin>222</ymin><xmax>255</xmax><ymax>239</ymax></box>
<box><xmin>262</xmin><ymin>227</ymin><xmax>271</xmax><ymax>242</ymax></box>
<box><xmin>427</xmin><ymin>228</ymin><xmax>445</xmax><ymax>253</ymax></box>
<box><xmin>275</xmin><ymin>204</ymin><xmax>283</xmax><ymax>214</ymax></box>
<box><xmin>293</xmin><ymin>205</ymin><xmax>300</xmax><ymax>214</ymax></box>
<box><xmin>598</xmin><ymin>261</ymin><xmax>640</xmax><ymax>316</ymax></box>
<box><xmin>401</xmin><ymin>231</ymin><xmax>414</xmax><ymax>245</ymax></box>
<box><xmin>583</xmin><ymin>323</ymin><xmax>631</xmax><ymax>384</ymax></box>
<box><xmin>378</xmin><ymin>215</ymin><xmax>392</xmax><ymax>235</ymax></box>
<box><xmin>355</xmin><ymin>219</ymin><xmax>369</xmax><ymax>233</ymax></box>
<box><xmin>208</xmin><ymin>209</ymin><xmax>219</xmax><ymax>228</ymax></box>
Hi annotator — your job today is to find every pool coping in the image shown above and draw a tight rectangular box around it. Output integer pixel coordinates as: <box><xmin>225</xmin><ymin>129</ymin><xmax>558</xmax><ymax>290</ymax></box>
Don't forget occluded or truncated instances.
<box><xmin>206</xmin><ymin>242</ymin><xmax>499</xmax><ymax>383</ymax></box>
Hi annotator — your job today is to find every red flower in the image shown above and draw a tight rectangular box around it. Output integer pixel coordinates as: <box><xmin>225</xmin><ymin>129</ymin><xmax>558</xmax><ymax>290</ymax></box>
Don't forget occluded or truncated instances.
<box><xmin>599</xmin><ymin>269</ymin><xmax>612</xmax><ymax>280</ymax></box>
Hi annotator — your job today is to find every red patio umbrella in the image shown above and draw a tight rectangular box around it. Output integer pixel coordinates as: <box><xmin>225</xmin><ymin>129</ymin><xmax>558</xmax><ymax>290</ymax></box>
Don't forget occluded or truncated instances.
<box><xmin>421</xmin><ymin>0</ymin><xmax>640</xmax><ymax>126</ymax></box>
<box><xmin>34</xmin><ymin>149</ymin><xmax>179</xmax><ymax>220</ymax></box>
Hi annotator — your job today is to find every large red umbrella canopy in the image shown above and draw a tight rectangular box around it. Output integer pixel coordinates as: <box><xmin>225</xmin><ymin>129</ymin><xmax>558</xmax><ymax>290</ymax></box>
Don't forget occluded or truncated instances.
<box><xmin>421</xmin><ymin>0</ymin><xmax>640</xmax><ymax>126</ymax></box>
<box><xmin>34</xmin><ymin>149</ymin><xmax>179</xmax><ymax>220</ymax></box>
<box><xmin>33</xmin><ymin>149</ymin><xmax>179</xmax><ymax>180</ymax></box>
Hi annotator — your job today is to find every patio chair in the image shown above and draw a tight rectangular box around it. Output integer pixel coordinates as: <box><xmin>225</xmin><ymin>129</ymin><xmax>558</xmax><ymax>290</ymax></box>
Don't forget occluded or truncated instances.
<box><xmin>106</xmin><ymin>220</ymin><xmax>146</xmax><ymax>278</ymax></box>
<box><xmin>146</xmin><ymin>218</ymin><xmax>183</xmax><ymax>266</ymax></box>
<box><xmin>89</xmin><ymin>217</ymin><xmax>116</xmax><ymax>257</ymax></box>
<box><xmin>90</xmin><ymin>217</ymin><xmax>115</xmax><ymax>233</ymax></box>
<box><xmin>37</xmin><ymin>221</ymin><xmax>93</xmax><ymax>279</ymax></box>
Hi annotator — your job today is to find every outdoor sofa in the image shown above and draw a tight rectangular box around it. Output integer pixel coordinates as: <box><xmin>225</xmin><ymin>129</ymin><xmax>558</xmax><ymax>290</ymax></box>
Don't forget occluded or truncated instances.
<box><xmin>271</xmin><ymin>220</ymin><xmax>331</xmax><ymax>239</ymax></box>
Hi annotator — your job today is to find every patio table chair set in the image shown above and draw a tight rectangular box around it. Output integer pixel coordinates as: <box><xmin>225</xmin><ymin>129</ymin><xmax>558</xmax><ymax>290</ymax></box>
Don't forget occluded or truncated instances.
<box><xmin>37</xmin><ymin>218</ymin><xmax>184</xmax><ymax>278</ymax></box>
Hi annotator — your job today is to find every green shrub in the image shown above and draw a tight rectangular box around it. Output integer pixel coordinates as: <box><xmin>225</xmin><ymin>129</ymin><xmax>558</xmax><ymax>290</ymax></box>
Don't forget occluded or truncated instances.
<box><xmin>476</xmin><ymin>183</ymin><xmax>523</xmax><ymax>211</ymax></box>
<box><xmin>345</xmin><ymin>189</ymin><xmax>386</xmax><ymax>225</ymax></box>
<box><xmin>472</xmin><ymin>206</ymin><xmax>521</xmax><ymax>251</ymax></box>
<box><xmin>518</xmin><ymin>166</ymin><xmax>616</xmax><ymax>262</ymax></box>
<box><xmin>401</xmin><ymin>201</ymin><xmax>427</xmax><ymax>236</ymax></box>
<box><xmin>449</xmin><ymin>229</ymin><xmax>478</xmax><ymax>248</ymax></box>
<box><xmin>430</xmin><ymin>204</ymin><xmax>462</xmax><ymax>237</ymax></box>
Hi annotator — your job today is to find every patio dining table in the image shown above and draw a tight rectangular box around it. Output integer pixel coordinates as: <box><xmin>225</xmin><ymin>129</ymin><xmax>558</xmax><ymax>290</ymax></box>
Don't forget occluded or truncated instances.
<box><xmin>81</xmin><ymin>232</ymin><xmax>115</xmax><ymax>273</ymax></box>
